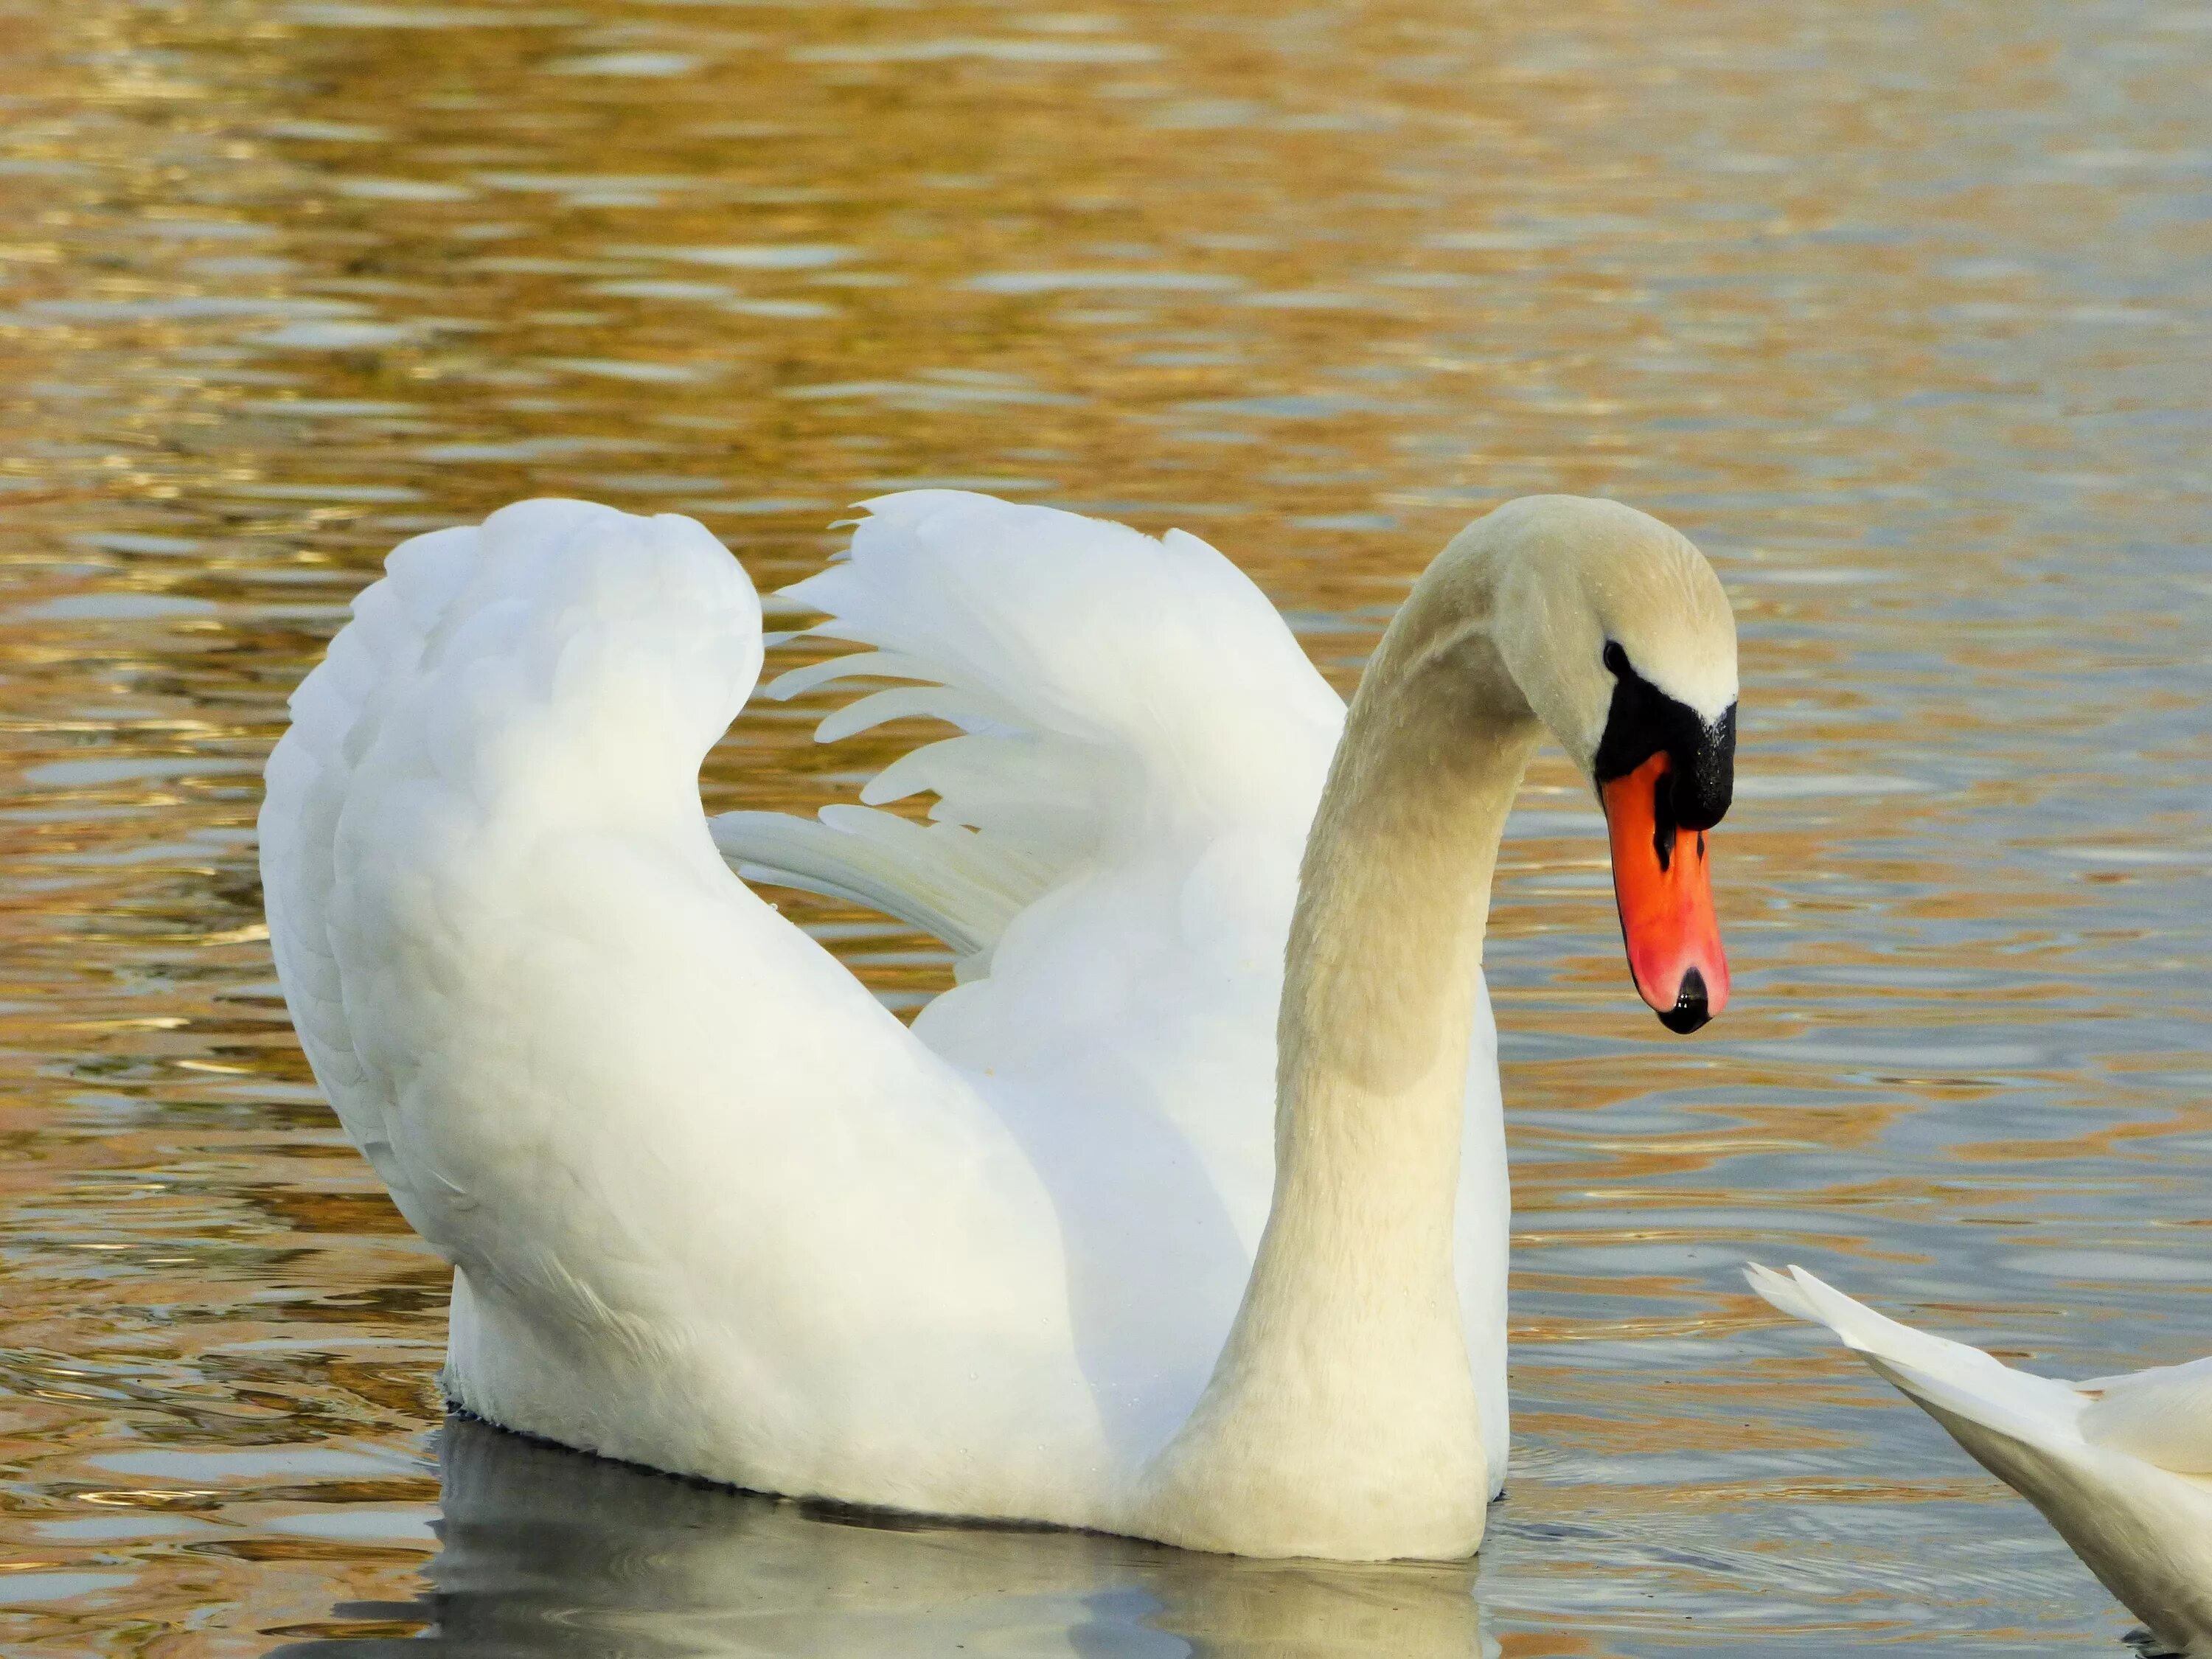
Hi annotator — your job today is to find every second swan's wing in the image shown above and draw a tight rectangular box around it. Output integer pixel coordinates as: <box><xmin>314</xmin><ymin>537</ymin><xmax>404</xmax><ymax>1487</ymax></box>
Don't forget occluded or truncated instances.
<box><xmin>1746</xmin><ymin>1263</ymin><xmax>2088</xmax><ymax>1436</ymax></box>
<box><xmin>2081</xmin><ymin>1355</ymin><xmax>2212</xmax><ymax>1476</ymax></box>
<box><xmin>1748</xmin><ymin>1265</ymin><xmax>2212</xmax><ymax>1650</ymax></box>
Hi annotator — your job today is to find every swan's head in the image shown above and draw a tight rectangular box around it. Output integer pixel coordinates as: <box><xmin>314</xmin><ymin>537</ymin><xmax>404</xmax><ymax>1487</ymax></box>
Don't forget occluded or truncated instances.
<box><xmin>1448</xmin><ymin>495</ymin><xmax>1739</xmax><ymax>1032</ymax></box>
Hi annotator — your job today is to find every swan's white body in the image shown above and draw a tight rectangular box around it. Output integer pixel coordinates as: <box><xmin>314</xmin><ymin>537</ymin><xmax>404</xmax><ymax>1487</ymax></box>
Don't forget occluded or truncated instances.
<box><xmin>1750</xmin><ymin>1265</ymin><xmax>2212</xmax><ymax>1655</ymax></box>
<box><xmin>261</xmin><ymin>489</ymin><xmax>1735</xmax><ymax>1558</ymax></box>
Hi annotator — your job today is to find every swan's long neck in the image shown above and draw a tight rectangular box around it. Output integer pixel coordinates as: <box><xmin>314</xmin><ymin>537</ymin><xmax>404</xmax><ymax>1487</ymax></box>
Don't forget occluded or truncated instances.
<box><xmin>1138</xmin><ymin>571</ymin><xmax>1541</xmax><ymax>1559</ymax></box>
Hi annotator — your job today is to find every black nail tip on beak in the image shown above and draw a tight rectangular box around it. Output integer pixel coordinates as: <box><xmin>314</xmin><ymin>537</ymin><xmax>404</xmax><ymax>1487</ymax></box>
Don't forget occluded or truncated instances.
<box><xmin>1657</xmin><ymin>968</ymin><xmax>1711</xmax><ymax>1034</ymax></box>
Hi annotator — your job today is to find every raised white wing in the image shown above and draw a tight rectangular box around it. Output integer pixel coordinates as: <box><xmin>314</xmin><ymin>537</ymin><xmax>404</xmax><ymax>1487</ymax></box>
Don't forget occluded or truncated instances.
<box><xmin>712</xmin><ymin>490</ymin><xmax>1346</xmax><ymax>1226</ymax></box>
<box><xmin>262</xmin><ymin>514</ymin><xmax>479</xmax><ymax>1221</ymax></box>
<box><xmin>262</xmin><ymin>500</ymin><xmax>771</xmax><ymax>1248</ymax></box>
<box><xmin>260</xmin><ymin>501</ymin><xmax>1102</xmax><ymax>1512</ymax></box>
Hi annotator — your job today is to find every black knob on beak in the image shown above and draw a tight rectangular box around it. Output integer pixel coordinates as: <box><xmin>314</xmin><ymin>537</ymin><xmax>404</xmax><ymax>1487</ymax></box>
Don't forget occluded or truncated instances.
<box><xmin>1658</xmin><ymin>967</ymin><xmax>1711</xmax><ymax>1034</ymax></box>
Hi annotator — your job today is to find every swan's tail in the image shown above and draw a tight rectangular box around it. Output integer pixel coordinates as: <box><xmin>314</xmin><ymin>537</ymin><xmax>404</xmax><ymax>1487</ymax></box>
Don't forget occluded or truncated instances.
<box><xmin>1745</xmin><ymin>1264</ymin><xmax>2087</xmax><ymax>1441</ymax></box>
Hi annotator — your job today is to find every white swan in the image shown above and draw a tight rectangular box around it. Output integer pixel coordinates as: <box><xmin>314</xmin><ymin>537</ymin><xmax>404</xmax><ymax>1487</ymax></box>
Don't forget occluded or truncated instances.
<box><xmin>1749</xmin><ymin>1265</ymin><xmax>2212</xmax><ymax>1655</ymax></box>
<box><xmin>260</xmin><ymin>489</ymin><xmax>1739</xmax><ymax>1560</ymax></box>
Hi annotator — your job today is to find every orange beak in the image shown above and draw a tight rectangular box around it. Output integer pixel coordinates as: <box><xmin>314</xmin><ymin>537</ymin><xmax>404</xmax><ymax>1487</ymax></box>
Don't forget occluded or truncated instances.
<box><xmin>1600</xmin><ymin>751</ymin><xmax>1729</xmax><ymax>1033</ymax></box>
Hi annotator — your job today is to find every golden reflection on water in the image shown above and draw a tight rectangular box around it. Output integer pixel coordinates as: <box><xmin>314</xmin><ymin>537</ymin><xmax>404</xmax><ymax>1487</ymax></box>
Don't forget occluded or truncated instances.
<box><xmin>1</xmin><ymin>0</ymin><xmax>2210</xmax><ymax>1652</ymax></box>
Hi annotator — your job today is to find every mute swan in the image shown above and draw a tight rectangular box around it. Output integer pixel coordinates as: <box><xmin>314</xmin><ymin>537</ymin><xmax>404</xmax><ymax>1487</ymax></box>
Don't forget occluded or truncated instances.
<box><xmin>260</xmin><ymin>489</ymin><xmax>1739</xmax><ymax>1560</ymax></box>
<box><xmin>1749</xmin><ymin>1265</ymin><xmax>2212</xmax><ymax>1655</ymax></box>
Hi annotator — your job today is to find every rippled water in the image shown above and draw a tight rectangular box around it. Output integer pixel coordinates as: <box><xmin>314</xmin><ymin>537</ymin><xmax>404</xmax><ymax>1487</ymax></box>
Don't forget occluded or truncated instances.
<box><xmin>2</xmin><ymin>0</ymin><xmax>2209</xmax><ymax>1652</ymax></box>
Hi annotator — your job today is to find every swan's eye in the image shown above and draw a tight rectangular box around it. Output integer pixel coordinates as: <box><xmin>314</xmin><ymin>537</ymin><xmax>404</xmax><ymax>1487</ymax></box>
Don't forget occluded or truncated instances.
<box><xmin>1602</xmin><ymin>640</ymin><xmax>1630</xmax><ymax>678</ymax></box>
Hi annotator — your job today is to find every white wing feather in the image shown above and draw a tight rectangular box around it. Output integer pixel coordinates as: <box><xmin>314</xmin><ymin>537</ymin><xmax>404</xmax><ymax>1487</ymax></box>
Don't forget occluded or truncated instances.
<box><xmin>2083</xmin><ymin>1356</ymin><xmax>2212</xmax><ymax>1475</ymax></box>
<box><xmin>1750</xmin><ymin>1262</ymin><xmax>2212</xmax><ymax>1477</ymax></box>
<box><xmin>260</xmin><ymin>500</ymin><xmax>1104</xmax><ymax>1517</ymax></box>
<box><xmin>714</xmin><ymin>489</ymin><xmax>1344</xmax><ymax>981</ymax></box>
<box><xmin>261</xmin><ymin>522</ymin><xmax>476</xmax><ymax>1223</ymax></box>
<box><xmin>711</xmin><ymin>489</ymin><xmax>1348</xmax><ymax>1226</ymax></box>
<box><xmin>1748</xmin><ymin>1264</ymin><xmax>2212</xmax><ymax>1652</ymax></box>
<box><xmin>1745</xmin><ymin>1263</ymin><xmax>2087</xmax><ymax>1436</ymax></box>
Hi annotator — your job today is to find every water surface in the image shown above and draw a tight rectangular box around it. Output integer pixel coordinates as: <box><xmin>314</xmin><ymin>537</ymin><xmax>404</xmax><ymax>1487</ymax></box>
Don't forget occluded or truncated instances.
<box><xmin>2</xmin><ymin>0</ymin><xmax>2210</xmax><ymax>1652</ymax></box>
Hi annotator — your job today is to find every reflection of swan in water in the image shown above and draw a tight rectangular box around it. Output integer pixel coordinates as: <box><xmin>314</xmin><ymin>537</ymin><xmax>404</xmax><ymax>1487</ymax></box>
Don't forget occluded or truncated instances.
<box><xmin>270</xmin><ymin>1413</ymin><xmax>1498</xmax><ymax>1659</ymax></box>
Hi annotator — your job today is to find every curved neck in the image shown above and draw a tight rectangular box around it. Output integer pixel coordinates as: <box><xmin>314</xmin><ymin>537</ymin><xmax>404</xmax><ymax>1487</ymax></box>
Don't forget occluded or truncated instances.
<box><xmin>1264</xmin><ymin>616</ymin><xmax>1539</xmax><ymax>1326</ymax></box>
<box><xmin>1138</xmin><ymin>571</ymin><xmax>1541</xmax><ymax>1557</ymax></box>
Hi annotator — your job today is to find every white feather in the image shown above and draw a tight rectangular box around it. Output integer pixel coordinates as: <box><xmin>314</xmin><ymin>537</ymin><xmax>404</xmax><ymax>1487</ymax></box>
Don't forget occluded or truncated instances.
<box><xmin>262</xmin><ymin>499</ymin><xmax>1105</xmax><ymax>1527</ymax></box>
<box><xmin>2083</xmin><ymin>1356</ymin><xmax>2212</xmax><ymax>1475</ymax></box>
<box><xmin>1748</xmin><ymin>1264</ymin><xmax>2212</xmax><ymax>1653</ymax></box>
